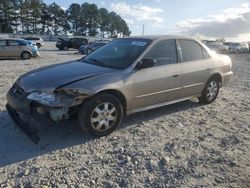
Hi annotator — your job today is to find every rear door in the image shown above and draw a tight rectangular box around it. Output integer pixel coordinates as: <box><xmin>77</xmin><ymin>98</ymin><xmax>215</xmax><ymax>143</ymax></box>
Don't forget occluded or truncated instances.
<box><xmin>177</xmin><ymin>39</ymin><xmax>213</xmax><ymax>97</ymax></box>
<box><xmin>0</xmin><ymin>40</ymin><xmax>7</xmax><ymax>57</ymax></box>
<box><xmin>131</xmin><ymin>39</ymin><xmax>182</xmax><ymax>110</ymax></box>
<box><xmin>6</xmin><ymin>40</ymin><xmax>24</xmax><ymax>57</ymax></box>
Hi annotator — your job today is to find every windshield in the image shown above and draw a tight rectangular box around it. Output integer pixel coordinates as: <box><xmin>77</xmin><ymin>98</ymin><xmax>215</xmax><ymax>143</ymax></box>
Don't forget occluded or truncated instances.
<box><xmin>231</xmin><ymin>43</ymin><xmax>240</xmax><ymax>46</ymax></box>
<box><xmin>82</xmin><ymin>38</ymin><xmax>151</xmax><ymax>69</ymax></box>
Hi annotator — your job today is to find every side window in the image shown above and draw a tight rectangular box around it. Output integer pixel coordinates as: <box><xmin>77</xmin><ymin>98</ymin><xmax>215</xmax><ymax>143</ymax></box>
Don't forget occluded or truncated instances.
<box><xmin>145</xmin><ymin>39</ymin><xmax>177</xmax><ymax>66</ymax></box>
<box><xmin>8</xmin><ymin>40</ymin><xmax>20</xmax><ymax>46</ymax></box>
<box><xmin>202</xmin><ymin>47</ymin><xmax>210</xmax><ymax>59</ymax></box>
<box><xmin>179</xmin><ymin>40</ymin><xmax>204</xmax><ymax>62</ymax></box>
<box><xmin>0</xmin><ymin>40</ymin><xmax>6</xmax><ymax>46</ymax></box>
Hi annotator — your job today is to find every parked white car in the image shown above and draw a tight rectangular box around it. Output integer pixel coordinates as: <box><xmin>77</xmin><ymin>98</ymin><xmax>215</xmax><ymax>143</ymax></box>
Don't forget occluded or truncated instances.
<box><xmin>23</xmin><ymin>37</ymin><xmax>44</xmax><ymax>48</ymax></box>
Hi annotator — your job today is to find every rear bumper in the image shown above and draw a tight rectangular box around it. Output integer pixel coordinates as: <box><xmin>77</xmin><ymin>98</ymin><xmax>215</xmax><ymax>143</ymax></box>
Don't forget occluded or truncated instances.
<box><xmin>222</xmin><ymin>71</ymin><xmax>233</xmax><ymax>87</ymax></box>
<box><xmin>32</xmin><ymin>51</ymin><xmax>40</xmax><ymax>57</ymax></box>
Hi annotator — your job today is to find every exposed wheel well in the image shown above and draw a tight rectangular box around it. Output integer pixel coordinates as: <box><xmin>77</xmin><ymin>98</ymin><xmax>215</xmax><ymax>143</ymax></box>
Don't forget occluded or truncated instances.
<box><xmin>96</xmin><ymin>90</ymin><xmax>127</xmax><ymax>114</ymax></box>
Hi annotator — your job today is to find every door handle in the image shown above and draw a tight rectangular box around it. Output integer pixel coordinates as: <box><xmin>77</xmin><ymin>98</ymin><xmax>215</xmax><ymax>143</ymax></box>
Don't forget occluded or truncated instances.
<box><xmin>173</xmin><ymin>74</ymin><xmax>179</xmax><ymax>77</ymax></box>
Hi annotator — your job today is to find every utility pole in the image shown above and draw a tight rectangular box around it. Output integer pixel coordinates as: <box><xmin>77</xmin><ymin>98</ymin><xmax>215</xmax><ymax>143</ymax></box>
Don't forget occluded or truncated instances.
<box><xmin>142</xmin><ymin>24</ymin><xmax>145</xmax><ymax>36</ymax></box>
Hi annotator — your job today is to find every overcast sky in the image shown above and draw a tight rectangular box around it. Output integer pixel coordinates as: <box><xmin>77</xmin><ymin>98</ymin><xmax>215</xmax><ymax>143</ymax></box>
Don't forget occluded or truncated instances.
<box><xmin>43</xmin><ymin>0</ymin><xmax>250</xmax><ymax>41</ymax></box>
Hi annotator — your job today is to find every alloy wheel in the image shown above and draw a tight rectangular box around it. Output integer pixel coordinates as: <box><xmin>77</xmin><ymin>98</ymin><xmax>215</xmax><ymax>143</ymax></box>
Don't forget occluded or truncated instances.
<box><xmin>206</xmin><ymin>80</ymin><xmax>218</xmax><ymax>101</ymax></box>
<box><xmin>22</xmin><ymin>52</ymin><xmax>30</xmax><ymax>59</ymax></box>
<box><xmin>90</xmin><ymin>102</ymin><xmax>118</xmax><ymax>132</ymax></box>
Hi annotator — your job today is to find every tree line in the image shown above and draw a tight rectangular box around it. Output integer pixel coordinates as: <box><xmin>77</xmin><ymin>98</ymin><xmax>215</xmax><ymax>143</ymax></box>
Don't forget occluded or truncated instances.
<box><xmin>0</xmin><ymin>0</ymin><xmax>131</xmax><ymax>37</ymax></box>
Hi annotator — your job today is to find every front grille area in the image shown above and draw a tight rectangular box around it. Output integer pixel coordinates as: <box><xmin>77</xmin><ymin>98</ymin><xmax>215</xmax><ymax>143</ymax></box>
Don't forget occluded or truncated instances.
<box><xmin>12</xmin><ymin>83</ymin><xmax>25</xmax><ymax>97</ymax></box>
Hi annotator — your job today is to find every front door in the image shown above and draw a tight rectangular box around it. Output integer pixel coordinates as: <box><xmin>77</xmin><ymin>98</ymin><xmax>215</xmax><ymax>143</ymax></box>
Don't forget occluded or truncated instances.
<box><xmin>131</xmin><ymin>39</ymin><xmax>182</xmax><ymax>111</ymax></box>
<box><xmin>6</xmin><ymin>40</ymin><xmax>24</xmax><ymax>57</ymax></box>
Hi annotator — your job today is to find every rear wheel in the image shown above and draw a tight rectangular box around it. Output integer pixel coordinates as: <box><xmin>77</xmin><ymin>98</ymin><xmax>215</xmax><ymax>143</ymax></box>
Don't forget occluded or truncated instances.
<box><xmin>198</xmin><ymin>78</ymin><xmax>220</xmax><ymax>104</ymax></box>
<box><xmin>36</xmin><ymin>43</ymin><xmax>41</xmax><ymax>48</ymax></box>
<box><xmin>63</xmin><ymin>46</ymin><xmax>69</xmax><ymax>50</ymax></box>
<box><xmin>78</xmin><ymin>93</ymin><xmax>123</xmax><ymax>137</ymax></box>
<box><xmin>21</xmin><ymin>52</ymin><xmax>31</xmax><ymax>60</ymax></box>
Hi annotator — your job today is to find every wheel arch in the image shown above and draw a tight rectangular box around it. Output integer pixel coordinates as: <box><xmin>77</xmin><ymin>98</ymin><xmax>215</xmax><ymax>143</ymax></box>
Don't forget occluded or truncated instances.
<box><xmin>209</xmin><ymin>73</ymin><xmax>222</xmax><ymax>87</ymax></box>
<box><xmin>95</xmin><ymin>89</ymin><xmax>127</xmax><ymax>114</ymax></box>
<box><xmin>21</xmin><ymin>50</ymin><xmax>32</xmax><ymax>55</ymax></box>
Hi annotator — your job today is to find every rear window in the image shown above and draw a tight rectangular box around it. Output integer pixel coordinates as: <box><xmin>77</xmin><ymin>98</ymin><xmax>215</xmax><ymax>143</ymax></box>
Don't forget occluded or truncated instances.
<box><xmin>0</xmin><ymin>40</ymin><xmax>6</xmax><ymax>46</ymax></box>
<box><xmin>8</xmin><ymin>40</ymin><xmax>20</xmax><ymax>46</ymax></box>
<box><xmin>178</xmin><ymin>40</ymin><xmax>204</xmax><ymax>62</ymax></box>
<box><xmin>8</xmin><ymin>40</ymin><xmax>27</xmax><ymax>46</ymax></box>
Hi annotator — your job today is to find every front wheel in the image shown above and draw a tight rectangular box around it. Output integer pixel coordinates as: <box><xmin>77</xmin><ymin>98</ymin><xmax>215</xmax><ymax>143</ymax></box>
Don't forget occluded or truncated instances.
<box><xmin>198</xmin><ymin>78</ymin><xmax>220</xmax><ymax>104</ymax></box>
<box><xmin>78</xmin><ymin>93</ymin><xmax>123</xmax><ymax>137</ymax></box>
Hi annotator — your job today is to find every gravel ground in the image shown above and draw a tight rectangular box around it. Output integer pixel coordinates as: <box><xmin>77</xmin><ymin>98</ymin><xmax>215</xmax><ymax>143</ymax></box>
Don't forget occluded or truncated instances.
<box><xmin>0</xmin><ymin>42</ymin><xmax>249</xmax><ymax>187</ymax></box>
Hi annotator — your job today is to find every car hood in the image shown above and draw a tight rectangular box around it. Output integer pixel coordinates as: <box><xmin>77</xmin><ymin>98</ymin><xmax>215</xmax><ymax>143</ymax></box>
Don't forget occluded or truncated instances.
<box><xmin>17</xmin><ymin>60</ymin><xmax>114</xmax><ymax>92</ymax></box>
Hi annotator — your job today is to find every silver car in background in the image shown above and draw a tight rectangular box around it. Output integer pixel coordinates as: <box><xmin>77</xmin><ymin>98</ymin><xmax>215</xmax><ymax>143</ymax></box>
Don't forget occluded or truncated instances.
<box><xmin>23</xmin><ymin>37</ymin><xmax>44</xmax><ymax>48</ymax></box>
<box><xmin>6</xmin><ymin>36</ymin><xmax>233</xmax><ymax>142</ymax></box>
<box><xmin>0</xmin><ymin>38</ymin><xmax>39</xmax><ymax>60</ymax></box>
<box><xmin>225</xmin><ymin>42</ymin><xmax>249</xmax><ymax>54</ymax></box>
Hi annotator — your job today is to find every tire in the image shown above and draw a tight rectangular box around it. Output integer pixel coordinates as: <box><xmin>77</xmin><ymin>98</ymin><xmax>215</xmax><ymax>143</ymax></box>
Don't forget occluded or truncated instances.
<box><xmin>21</xmin><ymin>52</ymin><xmax>31</xmax><ymax>60</ymax></box>
<box><xmin>36</xmin><ymin>43</ymin><xmax>41</xmax><ymax>48</ymax></box>
<box><xmin>78</xmin><ymin>93</ymin><xmax>123</xmax><ymax>137</ymax></box>
<box><xmin>63</xmin><ymin>46</ymin><xmax>69</xmax><ymax>50</ymax></box>
<box><xmin>235</xmin><ymin>49</ymin><xmax>239</xmax><ymax>54</ymax></box>
<box><xmin>198</xmin><ymin>77</ymin><xmax>220</xmax><ymax>104</ymax></box>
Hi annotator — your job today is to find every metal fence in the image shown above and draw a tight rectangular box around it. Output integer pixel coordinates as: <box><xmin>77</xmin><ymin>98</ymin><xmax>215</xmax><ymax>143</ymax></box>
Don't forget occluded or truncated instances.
<box><xmin>0</xmin><ymin>33</ymin><xmax>106</xmax><ymax>42</ymax></box>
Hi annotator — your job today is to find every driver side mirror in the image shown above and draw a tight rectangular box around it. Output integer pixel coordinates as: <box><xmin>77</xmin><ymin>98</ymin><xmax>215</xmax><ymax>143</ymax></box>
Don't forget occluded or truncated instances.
<box><xmin>136</xmin><ymin>58</ymin><xmax>156</xmax><ymax>70</ymax></box>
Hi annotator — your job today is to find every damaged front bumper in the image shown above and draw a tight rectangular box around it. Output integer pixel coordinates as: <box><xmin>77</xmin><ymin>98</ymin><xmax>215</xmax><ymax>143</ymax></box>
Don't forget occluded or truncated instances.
<box><xmin>6</xmin><ymin>104</ymin><xmax>52</xmax><ymax>144</ymax></box>
<box><xmin>6</xmin><ymin>84</ymin><xmax>88</xmax><ymax>144</ymax></box>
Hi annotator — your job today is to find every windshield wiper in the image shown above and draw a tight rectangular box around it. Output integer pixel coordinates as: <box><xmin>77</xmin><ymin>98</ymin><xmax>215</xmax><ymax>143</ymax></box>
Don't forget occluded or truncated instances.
<box><xmin>81</xmin><ymin>58</ymin><xmax>119</xmax><ymax>69</ymax></box>
<box><xmin>88</xmin><ymin>58</ymin><xmax>117</xmax><ymax>69</ymax></box>
<box><xmin>89</xmin><ymin>58</ymin><xmax>105</xmax><ymax>66</ymax></box>
<box><xmin>80</xmin><ymin>58</ymin><xmax>104</xmax><ymax>66</ymax></box>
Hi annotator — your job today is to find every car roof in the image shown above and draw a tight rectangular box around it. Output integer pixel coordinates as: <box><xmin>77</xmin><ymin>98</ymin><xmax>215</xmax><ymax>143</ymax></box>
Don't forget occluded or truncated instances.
<box><xmin>122</xmin><ymin>35</ymin><xmax>195</xmax><ymax>41</ymax></box>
